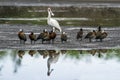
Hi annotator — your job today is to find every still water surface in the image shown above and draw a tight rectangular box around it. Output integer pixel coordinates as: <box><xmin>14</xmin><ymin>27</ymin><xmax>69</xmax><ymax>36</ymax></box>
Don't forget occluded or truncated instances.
<box><xmin>0</xmin><ymin>49</ymin><xmax>120</xmax><ymax>80</ymax></box>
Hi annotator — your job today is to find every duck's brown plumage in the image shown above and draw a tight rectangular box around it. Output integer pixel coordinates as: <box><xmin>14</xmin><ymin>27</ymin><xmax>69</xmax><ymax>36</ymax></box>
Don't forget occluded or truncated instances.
<box><xmin>29</xmin><ymin>32</ymin><xmax>36</xmax><ymax>44</ymax></box>
<box><xmin>61</xmin><ymin>32</ymin><xmax>67</xmax><ymax>43</ymax></box>
<box><xmin>99</xmin><ymin>32</ymin><xmax>108</xmax><ymax>42</ymax></box>
<box><xmin>96</xmin><ymin>30</ymin><xmax>107</xmax><ymax>42</ymax></box>
<box><xmin>85</xmin><ymin>30</ymin><xmax>96</xmax><ymax>42</ymax></box>
<box><xmin>49</xmin><ymin>30</ymin><xmax>56</xmax><ymax>43</ymax></box>
<box><xmin>76</xmin><ymin>28</ymin><xmax>83</xmax><ymax>40</ymax></box>
<box><xmin>18</xmin><ymin>30</ymin><xmax>27</xmax><ymax>44</ymax></box>
<box><xmin>37</xmin><ymin>30</ymin><xmax>50</xmax><ymax>44</ymax></box>
<box><xmin>95</xmin><ymin>31</ymin><xmax>102</xmax><ymax>39</ymax></box>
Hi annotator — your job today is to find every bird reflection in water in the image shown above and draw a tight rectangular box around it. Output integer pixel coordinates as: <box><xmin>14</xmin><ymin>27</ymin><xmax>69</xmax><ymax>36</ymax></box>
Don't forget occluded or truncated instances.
<box><xmin>16</xmin><ymin>49</ymin><xmax>107</xmax><ymax>76</ymax></box>
<box><xmin>14</xmin><ymin>50</ymin><xmax>25</xmax><ymax>73</ymax></box>
<box><xmin>47</xmin><ymin>50</ymin><xmax>60</xmax><ymax>76</ymax></box>
<box><xmin>38</xmin><ymin>50</ymin><xmax>49</xmax><ymax>59</ymax></box>
<box><xmin>87</xmin><ymin>49</ymin><xmax>107</xmax><ymax>58</ymax></box>
<box><xmin>32</xmin><ymin>50</ymin><xmax>64</xmax><ymax>76</ymax></box>
<box><xmin>38</xmin><ymin>50</ymin><xmax>61</xmax><ymax>76</ymax></box>
<box><xmin>28</xmin><ymin>50</ymin><xmax>37</xmax><ymax>57</ymax></box>
<box><xmin>18</xmin><ymin>50</ymin><xmax>25</xmax><ymax>58</ymax></box>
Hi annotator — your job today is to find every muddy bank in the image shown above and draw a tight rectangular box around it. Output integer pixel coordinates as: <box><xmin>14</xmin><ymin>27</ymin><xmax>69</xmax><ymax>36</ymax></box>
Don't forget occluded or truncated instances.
<box><xmin>0</xmin><ymin>24</ymin><xmax>120</xmax><ymax>50</ymax></box>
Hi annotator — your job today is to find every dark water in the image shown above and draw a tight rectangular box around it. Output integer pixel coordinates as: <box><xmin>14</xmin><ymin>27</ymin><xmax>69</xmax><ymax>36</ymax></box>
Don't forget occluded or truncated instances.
<box><xmin>0</xmin><ymin>49</ymin><xmax>120</xmax><ymax>80</ymax></box>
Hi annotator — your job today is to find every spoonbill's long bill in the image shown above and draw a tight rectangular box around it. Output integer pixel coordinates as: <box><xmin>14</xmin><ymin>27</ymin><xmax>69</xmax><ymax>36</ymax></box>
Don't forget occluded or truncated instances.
<box><xmin>47</xmin><ymin>8</ymin><xmax>62</xmax><ymax>32</ymax></box>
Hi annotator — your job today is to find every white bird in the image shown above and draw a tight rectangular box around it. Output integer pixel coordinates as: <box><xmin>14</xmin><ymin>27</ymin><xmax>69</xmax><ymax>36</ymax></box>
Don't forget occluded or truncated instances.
<box><xmin>47</xmin><ymin>8</ymin><xmax>62</xmax><ymax>32</ymax></box>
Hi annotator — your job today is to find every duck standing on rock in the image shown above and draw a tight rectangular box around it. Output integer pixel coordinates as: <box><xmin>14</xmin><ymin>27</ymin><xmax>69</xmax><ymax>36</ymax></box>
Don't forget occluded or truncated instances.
<box><xmin>85</xmin><ymin>30</ymin><xmax>96</xmax><ymax>42</ymax></box>
<box><xmin>29</xmin><ymin>32</ymin><xmax>37</xmax><ymax>44</ymax></box>
<box><xmin>18</xmin><ymin>29</ymin><xmax>27</xmax><ymax>44</ymax></box>
<box><xmin>76</xmin><ymin>28</ymin><xmax>83</xmax><ymax>41</ymax></box>
<box><xmin>61</xmin><ymin>32</ymin><xmax>67</xmax><ymax>43</ymax></box>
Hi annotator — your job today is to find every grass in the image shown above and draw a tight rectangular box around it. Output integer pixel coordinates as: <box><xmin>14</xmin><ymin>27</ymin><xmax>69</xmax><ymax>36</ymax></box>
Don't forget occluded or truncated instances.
<box><xmin>0</xmin><ymin>6</ymin><xmax>120</xmax><ymax>27</ymax></box>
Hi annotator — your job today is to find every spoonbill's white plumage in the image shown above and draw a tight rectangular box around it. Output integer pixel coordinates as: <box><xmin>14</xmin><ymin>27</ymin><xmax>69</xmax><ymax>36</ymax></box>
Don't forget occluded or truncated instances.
<box><xmin>47</xmin><ymin>8</ymin><xmax>62</xmax><ymax>32</ymax></box>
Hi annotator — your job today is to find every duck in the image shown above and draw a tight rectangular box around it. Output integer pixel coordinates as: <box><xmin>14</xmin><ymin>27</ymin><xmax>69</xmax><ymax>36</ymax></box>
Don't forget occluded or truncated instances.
<box><xmin>37</xmin><ymin>29</ymin><xmax>47</xmax><ymax>40</ymax></box>
<box><xmin>85</xmin><ymin>30</ymin><xmax>96</xmax><ymax>42</ymax></box>
<box><xmin>76</xmin><ymin>28</ymin><xmax>83</xmax><ymax>40</ymax></box>
<box><xmin>37</xmin><ymin>29</ymin><xmax>50</xmax><ymax>44</ymax></box>
<box><xmin>29</xmin><ymin>32</ymin><xmax>37</xmax><ymax>44</ymax></box>
<box><xmin>96</xmin><ymin>30</ymin><xmax>108</xmax><ymax>42</ymax></box>
<box><xmin>95</xmin><ymin>26</ymin><xmax>108</xmax><ymax>42</ymax></box>
<box><xmin>61</xmin><ymin>32</ymin><xmax>67</xmax><ymax>43</ymax></box>
<box><xmin>49</xmin><ymin>28</ymin><xmax>56</xmax><ymax>44</ymax></box>
<box><xmin>95</xmin><ymin>26</ymin><xmax>102</xmax><ymax>41</ymax></box>
<box><xmin>18</xmin><ymin>29</ymin><xmax>27</xmax><ymax>44</ymax></box>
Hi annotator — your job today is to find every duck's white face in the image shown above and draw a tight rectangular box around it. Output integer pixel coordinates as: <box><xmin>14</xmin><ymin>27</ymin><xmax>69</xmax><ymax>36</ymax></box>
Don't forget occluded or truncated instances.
<box><xmin>63</xmin><ymin>32</ymin><xmax>66</xmax><ymax>34</ymax></box>
<box><xmin>48</xmin><ymin>8</ymin><xmax>54</xmax><ymax>16</ymax></box>
<box><xmin>44</xmin><ymin>29</ymin><xmax>47</xmax><ymax>32</ymax></box>
<box><xmin>19</xmin><ymin>29</ymin><xmax>23</xmax><ymax>31</ymax></box>
<box><xmin>102</xmin><ymin>30</ymin><xmax>105</xmax><ymax>33</ymax></box>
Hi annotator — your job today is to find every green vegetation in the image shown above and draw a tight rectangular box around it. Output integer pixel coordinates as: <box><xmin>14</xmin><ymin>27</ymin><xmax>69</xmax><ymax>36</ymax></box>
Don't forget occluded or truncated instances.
<box><xmin>0</xmin><ymin>49</ymin><xmax>120</xmax><ymax>62</ymax></box>
<box><xmin>65</xmin><ymin>49</ymin><xmax>120</xmax><ymax>61</ymax></box>
<box><xmin>0</xmin><ymin>6</ymin><xmax>120</xmax><ymax>26</ymax></box>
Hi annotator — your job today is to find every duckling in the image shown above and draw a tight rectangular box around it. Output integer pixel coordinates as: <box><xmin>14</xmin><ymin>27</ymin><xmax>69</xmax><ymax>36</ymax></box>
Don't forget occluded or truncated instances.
<box><xmin>49</xmin><ymin>28</ymin><xmax>56</xmax><ymax>44</ymax></box>
<box><xmin>18</xmin><ymin>29</ymin><xmax>27</xmax><ymax>44</ymax></box>
<box><xmin>76</xmin><ymin>28</ymin><xmax>83</xmax><ymax>40</ymax></box>
<box><xmin>61</xmin><ymin>32</ymin><xmax>67</xmax><ymax>43</ymax></box>
<box><xmin>29</xmin><ymin>32</ymin><xmax>37</xmax><ymax>44</ymax></box>
<box><xmin>85</xmin><ymin>30</ymin><xmax>96</xmax><ymax>42</ymax></box>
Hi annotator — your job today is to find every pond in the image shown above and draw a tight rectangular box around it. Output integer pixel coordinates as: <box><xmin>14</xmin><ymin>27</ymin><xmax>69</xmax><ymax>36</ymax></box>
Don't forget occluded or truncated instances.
<box><xmin>0</xmin><ymin>49</ymin><xmax>120</xmax><ymax>80</ymax></box>
<box><xmin>0</xmin><ymin>1</ymin><xmax>120</xmax><ymax>80</ymax></box>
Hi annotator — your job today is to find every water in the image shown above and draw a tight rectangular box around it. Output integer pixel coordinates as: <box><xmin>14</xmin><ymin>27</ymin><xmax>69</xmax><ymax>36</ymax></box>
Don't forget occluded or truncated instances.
<box><xmin>0</xmin><ymin>1</ymin><xmax>120</xmax><ymax>8</ymax></box>
<box><xmin>0</xmin><ymin>1</ymin><xmax>120</xmax><ymax>80</ymax></box>
<box><xmin>0</xmin><ymin>49</ymin><xmax>120</xmax><ymax>80</ymax></box>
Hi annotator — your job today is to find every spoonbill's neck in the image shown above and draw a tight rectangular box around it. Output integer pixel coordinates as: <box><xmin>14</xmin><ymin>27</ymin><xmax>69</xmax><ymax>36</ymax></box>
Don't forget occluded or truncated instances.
<box><xmin>48</xmin><ymin>11</ymin><xmax>51</xmax><ymax>20</ymax></box>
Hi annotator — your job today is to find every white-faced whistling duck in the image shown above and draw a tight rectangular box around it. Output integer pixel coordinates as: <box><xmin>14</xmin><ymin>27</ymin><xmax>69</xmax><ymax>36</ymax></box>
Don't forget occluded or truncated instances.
<box><xmin>49</xmin><ymin>28</ymin><xmax>56</xmax><ymax>44</ymax></box>
<box><xmin>61</xmin><ymin>32</ymin><xmax>67</xmax><ymax>43</ymax></box>
<box><xmin>29</xmin><ymin>32</ymin><xmax>37</xmax><ymax>44</ymax></box>
<box><xmin>37</xmin><ymin>29</ymin><xmax>50</xmax><ymax>44</ymax></box>
<box><xmin>18</xmin><ymin>29</ymin><xmax>27</xmax><ymax>44</ymax></box>
<box><xmin>76</xmin><ymin>28</ymin><xmax>83</xmax><ymax>41</ymax></box>
<box><xmin>96</xmin><ymin>30</ymin><xmax>108</xmax><ymax>42</ymax></box>
<box><xmin>85</xmin><ymin>30</ymin><xmax>96</xmax><ymax>42</ymax></box>
<box><xmin>96</xmin><ymin>26</ymin><xmax>107</xmax><ymax>42</ymax></box>
<box><xmin>96</xmin><ymin>26</ymin><xmax>102</xmax><ymax>41</ymax></box>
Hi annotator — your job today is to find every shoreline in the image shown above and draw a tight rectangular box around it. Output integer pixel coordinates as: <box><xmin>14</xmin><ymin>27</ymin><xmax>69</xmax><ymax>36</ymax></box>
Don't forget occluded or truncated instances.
<box><xmin>0</xmin><ymin>2</ymin><xmax>120</xmax><ymax>7</ymax></box>
<box><xmin>0</xmin><ymin>24</ymin><xmax>120</xmax><ymax>50</ymax></box>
